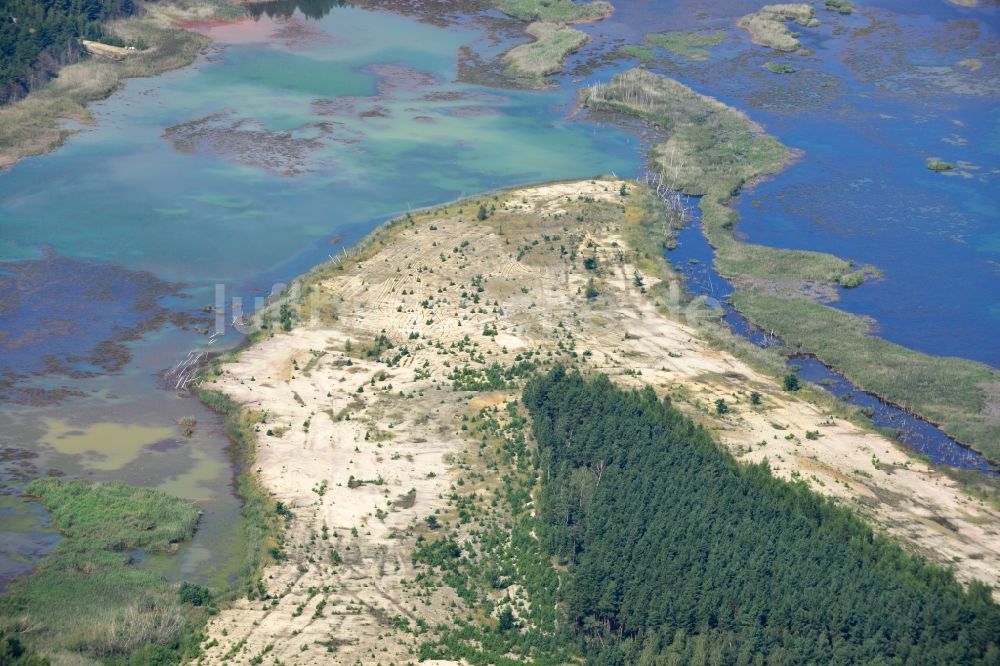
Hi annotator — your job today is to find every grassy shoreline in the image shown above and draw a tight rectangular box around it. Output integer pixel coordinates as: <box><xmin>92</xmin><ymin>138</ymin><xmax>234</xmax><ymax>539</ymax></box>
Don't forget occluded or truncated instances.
<box><xmin>731</xmin><ymin>290</ymin><xmax>1000</xmax><ymax>460</ymax></box>
<box><xmin>0</xmin><ymin>0</ymin><xmax>238</xmax><ymax>171</ymax></box>
<box><xmin>582</xmin><ymin>68</ymin><xmax>872</xmax><ymax>288</ymax></box>
<box><xmin>0</xmin><ymin>479</ymin><xmax>207</xmax><ymax>663</ymax></box>
<box><xmin>193</xmin><ymin>386</ymin><xmax>284</xmax><ymax>603</ymax></box>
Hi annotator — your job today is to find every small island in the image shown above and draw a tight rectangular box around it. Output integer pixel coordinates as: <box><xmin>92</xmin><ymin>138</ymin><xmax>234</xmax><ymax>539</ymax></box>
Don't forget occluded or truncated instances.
<box><xmin>738</xmin><ymin>4</ymin><xmax>818</xmax><ymax>52</ymax></box>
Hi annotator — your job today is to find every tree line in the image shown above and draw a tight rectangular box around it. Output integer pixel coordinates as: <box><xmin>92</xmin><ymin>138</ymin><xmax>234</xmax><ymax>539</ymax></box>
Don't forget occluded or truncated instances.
<box><xmin>522</xmin><ymin>367</ymin><xmax>1000</xmax><ymax>665</ymax></box>
<box><xmin>1</xmin><ymin>0</ymin><xmax>134</xmax><ymax>103</ymax></box>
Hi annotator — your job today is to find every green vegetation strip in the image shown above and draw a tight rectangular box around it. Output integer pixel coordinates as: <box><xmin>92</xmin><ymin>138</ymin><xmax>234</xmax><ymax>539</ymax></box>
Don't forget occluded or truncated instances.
<box><xmin>523</xmin><ymin>368</ymin><xmax>1000</xmax><ymax>663</ymax></box>
<box><xmin>582</xmin><ymin>68</ymin><xmax>868</xmax><ymax>287</ymax></box>
<box><xmin>0</xmin><ymin>479</ymin><xmax>205</xmax><ymax>663</ymax></box>
<box><xmin>731</xmin><ymin>290</ymin><xmax>1000</xmax><ymax>459</ymax></box>
<box><xmin>414</xmin><ymin>402</ymin><xmax>580</xmax><ymax>665</ymax></box>
<box><xmin>195</xmin><ymin>387</ymin><xmax>285</xmax><ymax>601</ymax></box>
<box><xmin>503</xmin><ymin>22</ymin><xmax>588</xmax><ymax>85</ymax></box>
<box><xmin>582</xmin><ymin>67</ymin><xmax>999</xmax><ymax>459</ymax></box>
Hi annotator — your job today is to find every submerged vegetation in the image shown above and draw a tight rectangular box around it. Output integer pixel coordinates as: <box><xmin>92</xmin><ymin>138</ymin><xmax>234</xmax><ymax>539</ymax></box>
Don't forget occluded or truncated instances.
<box><xmin>495</xmin><ymin>0</ymin><xmax>612</xmax><ymax>23</ymax></box>
<box><xmin>503</xmin><ymin>21</ymin><xmax>588</xmax><ymax>85</ymax></box>
<box><xmin>644</xmin><ymin>30</ymin><xmax>725</xmax><ymax>61</ymax></box>
<box><xmin>764</xmin><ymin>60</ymin><xmax>797</xmax><ymax>73</ymax></box>
<box><xmin>824</xmin><ymin>0</ymin><xmax>855</xmax><ymax>13</ymax></box>
<box><xmin>0</xmin><ymin>479</ymin><xmax>205</xmax><ymax>663</ymax></box>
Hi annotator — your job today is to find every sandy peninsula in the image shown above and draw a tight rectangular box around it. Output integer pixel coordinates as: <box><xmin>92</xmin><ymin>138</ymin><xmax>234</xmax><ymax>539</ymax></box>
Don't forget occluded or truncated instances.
<box><xmin>196</xmin><ymin>179</ymin><xmax>1000</xmax><ymax>664</ymax></box>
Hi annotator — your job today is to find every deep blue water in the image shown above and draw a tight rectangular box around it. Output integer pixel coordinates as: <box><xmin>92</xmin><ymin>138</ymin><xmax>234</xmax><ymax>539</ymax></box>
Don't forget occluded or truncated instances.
<box><xmin>578</xmin><ymin>0</ymin><xmax>1000</xmax><ymax>367</ymax></box>
<box><xmin>669</xmin><ymin>200</ymin><xmax>998</xmax><ymax>475</ymax></box>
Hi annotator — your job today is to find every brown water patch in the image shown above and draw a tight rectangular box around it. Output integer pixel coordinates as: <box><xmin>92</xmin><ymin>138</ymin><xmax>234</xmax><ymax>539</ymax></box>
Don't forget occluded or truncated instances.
<box><xmin>351</xmin><ymin>0</ymin><xmax>494</xmax><ymax>28</ymax></box>
<box><xmin>416</xmin><ymin>90</ymin><xmax>508</xmax><ymax>103</ymax></box>
<box><xmin>311</xmin><ymin>97</ymin><xmax>363</xmax><ymax>115</ymax></box>
<box><xmin>359</xmin><ymin>105</ymin><xmax>391</xmax><ymax>118</ymax></box>
<box><xmin>457</xmin><ymin>44</ymin><xmax>520</xmax><ymax>89</ymax></box>
<box><xmin>0</xmin><ymin>447</ymin><xmax>40</xmax><ymax>484</ymax></box>
<box><xmin>40</xmin><ymin>419</ymin><xmax>177</xmax><ymax>471</ymax></box>
<box><xmin>270</xmin><ymin>16</ymin><xmax>336</xmax><ymax>49</ymax></box>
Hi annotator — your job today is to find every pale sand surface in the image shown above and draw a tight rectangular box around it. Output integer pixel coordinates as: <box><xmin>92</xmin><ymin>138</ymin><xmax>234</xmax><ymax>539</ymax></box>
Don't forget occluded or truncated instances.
<box><xmin>198</xmin><ymin>179</ymin><xmax>1000</xmax><ymax>664</ymax></box>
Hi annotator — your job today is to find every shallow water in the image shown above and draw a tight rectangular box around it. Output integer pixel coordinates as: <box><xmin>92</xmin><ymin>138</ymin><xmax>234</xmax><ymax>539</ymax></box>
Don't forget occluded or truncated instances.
<box><xmin>0</xmin><ymin>6</ymin><xmax>637</xmax><ymax>585</ymax></box>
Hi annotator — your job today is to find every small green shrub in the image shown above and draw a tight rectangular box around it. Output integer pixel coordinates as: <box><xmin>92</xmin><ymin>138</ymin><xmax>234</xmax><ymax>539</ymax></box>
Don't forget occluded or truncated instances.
<box><xmin>764</xmin><ymin>61</ymin><xmax>797</xmax><ymax>74</ymax></box>
<box><xmin>927</xmin><ymin>159</ymin><xmax>954</xmax><ymax>172</ymax></box>
<box><xmin>179</xmin><ymin>582</ymin><xmax>213</xmax><ymax>607</ymax></box>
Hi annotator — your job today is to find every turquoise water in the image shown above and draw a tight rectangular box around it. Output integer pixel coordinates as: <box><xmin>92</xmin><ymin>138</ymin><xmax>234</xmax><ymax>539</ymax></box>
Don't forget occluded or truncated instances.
<box><xmin>0</xmin><ymin>6</ymin><xmax>636</xmax><ymax>585</ymax></box>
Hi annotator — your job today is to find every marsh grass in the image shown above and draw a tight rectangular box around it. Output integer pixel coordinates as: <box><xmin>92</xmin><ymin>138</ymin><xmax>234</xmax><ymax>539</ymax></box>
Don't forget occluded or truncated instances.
<box><xmin>496</xmin><ymin>0</ymin><xmax>612</xmax><ymax>23</ymax></box>
<box><xmin>764</xmin><ymin>61</ymin><xmax>797</xmax><ymax>73</ymax></box>
<box><xmin>582</xmin><ymin>69</ymin><xmax>787</xmax><ymax>194</ymax></box>
<box><xmin>645</xmin><ymin>30</ymin><xmax>725</xmax><ymax>61</ymax></box>
<box><xmin>579</xmin><ymin>69</ymin><xmax>995</xmax><ymax>467</ymax></box>
<box><xmin>0</xmin><ymin>479</ymin><xmax>204</xmax><ymax>661</ymax></box>
<box><xmin>582</xmin><ymin>68</ymin><xmax>869</xmax><ymax>286</ymax></box>
<box><xmin>619</xmin><ymin>44</ymin><xmax>655</xmax><ymax>62</ymax></box>
<box><xmin>26</xmin><ymin>478</ymin><xmax>199</xmax><ymax>551</ymax></box>
<box><xmin>730</xmin><ymin>289</ymin><xmax>1000</xmax><ymax>459</ymax></box>
<box><xmin>824</xmin><ymin>0</ymin><xmax>854</xmax><ymax>14</ymax></box>
<box><xmin>503</xmin><ymin>21</ymin><xmax>588</xmax><ymax>84</ymax></box>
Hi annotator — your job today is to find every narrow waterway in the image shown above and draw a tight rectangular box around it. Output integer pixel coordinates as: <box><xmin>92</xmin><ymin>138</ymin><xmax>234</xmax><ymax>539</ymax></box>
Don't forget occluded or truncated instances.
<box><xmin>668</xmin><ymin>205</ymin><xmax>999</xmax><ymax>475</ymax></box>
